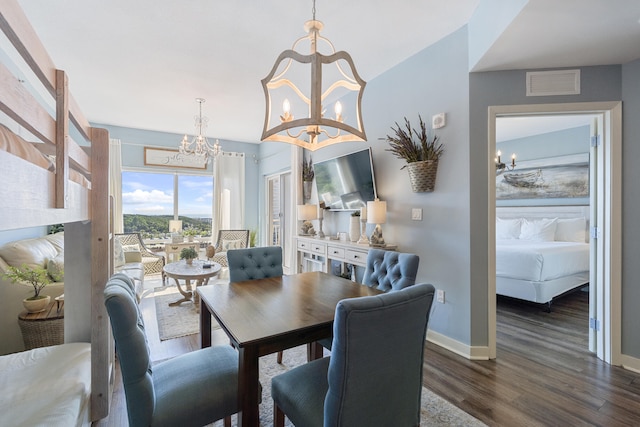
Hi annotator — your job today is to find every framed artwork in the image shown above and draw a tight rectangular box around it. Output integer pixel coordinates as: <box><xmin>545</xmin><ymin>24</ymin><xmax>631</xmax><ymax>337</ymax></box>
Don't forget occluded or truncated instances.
<box><xmin>496</xmin><ymin>153</ymin><xmax>589</xmax><ymax>206</ymax></box>
<box><xmin>144</xmin><ymin>147</ymin><xmax>207</xmax><ymax>169</ymax></box>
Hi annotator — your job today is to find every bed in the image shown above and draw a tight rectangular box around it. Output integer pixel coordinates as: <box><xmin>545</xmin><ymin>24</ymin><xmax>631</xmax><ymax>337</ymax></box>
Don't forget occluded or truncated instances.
<box><xmin>0</xmin><ymin>1</ymin><xmax>112</xmax><ymax>424</ymax></box>
<box><xmin>495</xmin><ymin>207</ymin><xmax>590</xmax><ymax>308</ymax></box>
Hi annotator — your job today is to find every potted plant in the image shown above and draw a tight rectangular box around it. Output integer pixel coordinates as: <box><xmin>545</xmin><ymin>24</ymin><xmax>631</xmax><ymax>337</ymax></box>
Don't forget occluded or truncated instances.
<box><xmin>249</xmin><ymin>229</ymin><xmax>258</xmax><ymax>247</ymax></box>
<box><xmin>183</xmin><ymin>227</ymin><xmax>198</xmax><ymax>242</ymax></box>
<box><xmin>302</xmin><ymin>157</ymin><xmax>314</xmax><ymax>200</ymax></box>
<box><xmin>180</xmin><ymin>247</ymin><xmax>198</xmax><ymax>265</ymax></box>
<box><xmin>386</xmin><ymin>115</ymin><xmax>444</xmax><ymax>192</ymax></box>
<box><xmin>4</xmin><ymin>264</ymin><xmax>53</xmax><ymax>313</ymax></box>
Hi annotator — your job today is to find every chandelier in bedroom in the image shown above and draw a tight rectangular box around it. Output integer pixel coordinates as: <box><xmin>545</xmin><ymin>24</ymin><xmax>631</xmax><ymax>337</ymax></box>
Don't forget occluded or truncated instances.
<box><xmin>178</xmin><ymin>98</ymin><xmax>221</xmax><ymax>163</ymax></box>
<box><xmin>260</xmin><ymin>0</ymin><xmax>367</xmax><ymax>151</ymax></box>
<box><xmin>495</xmin><ymin>150</ymin><xmax>516</xmax><ymax>175</ymax></box>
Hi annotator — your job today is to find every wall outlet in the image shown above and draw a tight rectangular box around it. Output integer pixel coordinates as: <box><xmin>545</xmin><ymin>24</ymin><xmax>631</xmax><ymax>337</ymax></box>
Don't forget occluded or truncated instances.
<box><xmin>436</xmin><ymin>289</ymin><xmax>445</xmax><ymax>304</ymax></box>
<box><xmin>411</xmin><ymin>208</ymin><xmax>422</xmax><ymax>221</ymax></box>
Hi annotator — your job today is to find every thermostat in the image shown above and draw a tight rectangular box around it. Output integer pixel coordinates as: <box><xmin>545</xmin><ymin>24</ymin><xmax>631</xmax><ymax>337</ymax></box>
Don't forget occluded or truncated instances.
<box><xmin>432</xmin><ymin>113</ymin><xmax>446</xmax><ymax>129</ymax></box>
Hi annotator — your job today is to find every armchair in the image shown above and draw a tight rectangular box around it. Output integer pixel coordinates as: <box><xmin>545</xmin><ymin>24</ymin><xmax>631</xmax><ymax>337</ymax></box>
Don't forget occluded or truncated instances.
<box><xmin>104</xmin><ymin>273</ymin><xmax>238</xmax><ymax>427</ymax></box>
<box><xmin>209</xmin><ymin>229</ymin><xmax>250</xmax><ymax>268</ymax></box>
<box><xmin>271</xmin><ymin>283</ymin><xmax>436</xmax><ymax>427</ymax></box>
<box><xmin>115</xmin><ymin>233</ymin><xmax>165</xmax><ymax>276</ymax></box>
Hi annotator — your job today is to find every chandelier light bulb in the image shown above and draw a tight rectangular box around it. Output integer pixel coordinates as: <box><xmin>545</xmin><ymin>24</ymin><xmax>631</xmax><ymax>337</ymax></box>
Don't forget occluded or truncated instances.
<box><xmin>334</xmin><ymin>101</ymin><xmax>343</xmax><ymax>122</ymax></box>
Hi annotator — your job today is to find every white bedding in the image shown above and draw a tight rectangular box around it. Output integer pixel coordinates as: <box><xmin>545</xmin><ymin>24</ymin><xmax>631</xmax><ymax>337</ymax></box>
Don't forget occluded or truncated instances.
<box><xmin>496</xmin><ymin>239</ymin><xmax>590</xmax><ymax>282</ymax></box>
<box><xmin>0</xmin><ymin>343</ymin><xmax>91</xmax><ymax>427</ymax></box>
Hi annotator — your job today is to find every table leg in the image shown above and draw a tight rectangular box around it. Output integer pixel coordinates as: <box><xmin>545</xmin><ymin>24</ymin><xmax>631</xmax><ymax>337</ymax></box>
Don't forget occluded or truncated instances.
<box><xmin>307</xmin><ymin>341</ymin><xmax>324</xmax><ymax>361</ymax></box>
<box><xmin>237</xmin><ymin>345</ymin><xmax>260</xmax><ymax>427</ymax></box>
<box><xmin>169</xmin><ymin>278</ymin><xmax>193</xmax><ymax>306</ymax></box>
<box><xmin>200</xmin><ymin>298</ymin><xmax>212</xmax><ymax>348</ymax></box>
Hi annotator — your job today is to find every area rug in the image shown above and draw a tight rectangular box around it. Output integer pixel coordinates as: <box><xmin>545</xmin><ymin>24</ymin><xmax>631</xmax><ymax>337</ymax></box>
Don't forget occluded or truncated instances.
<box><xmin>210</xmin><ymin>345</ymin><xmax>487</xmax><ymax>427</ymax></box>
<box><xmin>154</xmin><ymin>286</ymin><xmax>220</xmax><ymax>341</ymax></box>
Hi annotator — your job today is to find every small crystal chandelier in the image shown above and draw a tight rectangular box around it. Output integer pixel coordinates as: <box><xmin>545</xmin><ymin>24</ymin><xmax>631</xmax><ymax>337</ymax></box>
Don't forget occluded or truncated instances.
<box><xmin>261</xmin><ymin>0</ymin><xmax>366</xmax><ymax>151</ymax></box>
<box><xmin>179</xmin><ymin>98</ymin><xmax>221</xmax><ymax>163</ymax></box>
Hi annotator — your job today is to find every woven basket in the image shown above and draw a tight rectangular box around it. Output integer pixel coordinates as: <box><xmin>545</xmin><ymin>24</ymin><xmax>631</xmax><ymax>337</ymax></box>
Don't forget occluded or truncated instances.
<box><xmin>19</xmin><ymin>317</ymin><xmax>64</xmax><ymax>350</ymax></box>
<box><xmin>406</xmin><ymin>160</ymin><xmax>439</xmax><ymax>192</ymax></box>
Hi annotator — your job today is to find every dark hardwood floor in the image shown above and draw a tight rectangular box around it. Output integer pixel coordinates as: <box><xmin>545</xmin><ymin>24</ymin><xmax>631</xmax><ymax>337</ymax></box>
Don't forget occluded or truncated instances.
<box><xmin>97</xmin><ymin>284</ymin><xmax>640</xmax><ymax>426</ymax></box>
<box><xmin>423</xmin><ymin>289</ymin><xmax>640</xmax><ymax>426</ymax></box>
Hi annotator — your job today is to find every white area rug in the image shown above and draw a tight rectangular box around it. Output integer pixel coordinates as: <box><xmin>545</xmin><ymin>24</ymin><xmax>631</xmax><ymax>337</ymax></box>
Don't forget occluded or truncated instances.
<box><xmin>211</xmin><ymin>345</ymin><xmax>487</xmax><ymax>427</ymax></box>
<box><xmin>154</xmin><ymin>286</ymin><xmax>219</xmax><ymax>340</ymax></box>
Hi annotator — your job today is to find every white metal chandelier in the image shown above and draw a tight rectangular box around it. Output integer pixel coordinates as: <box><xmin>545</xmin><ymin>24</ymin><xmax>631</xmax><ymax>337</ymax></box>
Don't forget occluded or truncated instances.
<box><xmin>260</xmin><ymin>0</ymin><xmax>366</xmax><ymax>151</ymax></box>
<box><xmin>178</xmin><ymin>98</ymin><xmax>221</xmax><ymax>163</ymax></box>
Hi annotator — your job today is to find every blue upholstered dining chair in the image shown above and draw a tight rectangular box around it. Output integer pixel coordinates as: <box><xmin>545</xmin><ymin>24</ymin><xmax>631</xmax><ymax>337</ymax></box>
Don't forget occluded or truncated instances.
<box><xmin>315</xmin><ymin>248</ymin><xmax>420</xmax><ymax>355</ymax></box>
<box><xmin>227</xmin><ymin>246</ymin><xmax>286</xmax><ymax>363</ymax></box>
<box><xmin>271</xmin><ymin>283</ymin><xmax>436</xmax><ymax>427</ymax></box>
<box><xmin>103</xmin><ymin>273</ymin><xmax>239</xmax><ymax>427</ymax></box>
<box><xmin>362</xmin><ymin>248</ymin><xmax>420</xmax><ymax>291</ymax></box>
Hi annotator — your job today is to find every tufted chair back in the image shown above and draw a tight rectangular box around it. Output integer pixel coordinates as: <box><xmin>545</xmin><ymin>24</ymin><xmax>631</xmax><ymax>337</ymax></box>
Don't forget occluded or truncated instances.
<box><xmin>104</xmin><ymin>273</ymin><xmax>155</xmax><ymax>427</ymax></box>
<box><xmin>362</xmin><ymin>249</ymin><xmax>420</xmax><ymax>292</ymax></box>
<box><xmin>227</xmin><ymin>246</ymin><xmax>283</xmax><ymax>283</ymax></box>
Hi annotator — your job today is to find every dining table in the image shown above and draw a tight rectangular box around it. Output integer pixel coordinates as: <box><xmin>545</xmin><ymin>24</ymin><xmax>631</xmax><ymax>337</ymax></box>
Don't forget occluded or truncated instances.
<box><xmin>197</xmin><ymin>271</ymin><xmax>383</xmax><ymax>427</ymax></box>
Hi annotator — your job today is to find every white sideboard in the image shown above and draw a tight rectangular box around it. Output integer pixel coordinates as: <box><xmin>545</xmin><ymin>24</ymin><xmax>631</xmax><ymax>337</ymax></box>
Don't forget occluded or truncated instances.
<box><xmin>295</xmin><ymin>236</ymin><xmax>396</xmax><ymax>278</ymax></box>
<box><xmin>164</xmin><ymin>242</ymin><xmax>200</xmax><ymax>263</ymax></box>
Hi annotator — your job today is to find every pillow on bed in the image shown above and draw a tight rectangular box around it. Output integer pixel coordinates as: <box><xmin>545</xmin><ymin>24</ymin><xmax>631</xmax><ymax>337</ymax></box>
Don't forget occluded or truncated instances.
<box><xmin>496</xmin><ymin>218</ymin><xmax>522</xmax><ymax>239</ymax></box>
<box><xmin>556</xmin><ymin>217</ymin><xmax>587</xmax><ymax>242</ymax></box>
<box><xmin>519</xmin><ymin>218</ymin><xmax>558</xmax><ymax>241</ymax></box>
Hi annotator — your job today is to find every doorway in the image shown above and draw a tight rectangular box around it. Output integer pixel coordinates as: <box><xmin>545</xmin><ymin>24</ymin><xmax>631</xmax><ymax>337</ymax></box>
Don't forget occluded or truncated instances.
<box><xmin>266</xmin><ymin>171</ymin><xmax>293</xmax><ymax>274</ymax></box>
<box><xmin>487</xmin><ymin>102</ymin><xmax>622</xmax><ymax>364</ymax></box>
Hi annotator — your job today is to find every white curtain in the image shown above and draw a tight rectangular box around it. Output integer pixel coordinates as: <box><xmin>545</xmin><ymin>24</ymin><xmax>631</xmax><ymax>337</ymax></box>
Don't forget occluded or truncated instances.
<box><xmin>109</xmin><ymin>138</ymin><xmax>124</xmax><ymax>233</ymax></box>
<box><xmin>212</xmin><ymin>151</ymin><xmax>245</xmax><ymax>240</ymax></box>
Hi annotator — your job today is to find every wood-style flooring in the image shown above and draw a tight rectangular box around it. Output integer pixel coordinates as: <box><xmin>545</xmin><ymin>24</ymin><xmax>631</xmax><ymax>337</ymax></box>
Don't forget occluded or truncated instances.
<box><xmin>96</xmin><ymin>284</ymin><xmax>640</xmax><ymax>426</ymax></box>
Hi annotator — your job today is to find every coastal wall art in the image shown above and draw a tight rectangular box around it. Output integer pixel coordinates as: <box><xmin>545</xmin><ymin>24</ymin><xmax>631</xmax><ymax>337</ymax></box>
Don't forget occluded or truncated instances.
<box><xmin>496</xmin><ymin>153</ymin><xmax>589</xmax><ymax>206</ymax></box>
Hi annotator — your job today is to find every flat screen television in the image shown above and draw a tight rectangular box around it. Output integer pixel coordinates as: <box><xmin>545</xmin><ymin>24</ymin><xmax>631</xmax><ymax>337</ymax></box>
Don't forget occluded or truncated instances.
<box><xmin>314</xmin><ymin>148</ymin><xmax>377</xmax><ymax>210</ymax></box>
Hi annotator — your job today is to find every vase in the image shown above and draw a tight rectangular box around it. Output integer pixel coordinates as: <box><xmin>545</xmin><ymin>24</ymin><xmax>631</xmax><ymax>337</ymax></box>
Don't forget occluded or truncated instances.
<box><xmin>406</xmin><ymin>160</ymin><xmax>439</xmax><ymax>192</ymax></box>
<box><xmin>303</xmin><ymin>181</ymin><xmax>313</xmax><ymax>200</ymax></box>
<box><xmin>22</xmin><ymin>295</ymin><xmax>51</xmax><ymax>313</ymax></box>
<box><xmin>186</xmin><ymin>258</ymin><xmax>193</xmax><ymax>265</ymax></box>
<box><xmin>349</xmin><ymin>217</ymin><xmax>360</xmax><ymax>242</ymax></box>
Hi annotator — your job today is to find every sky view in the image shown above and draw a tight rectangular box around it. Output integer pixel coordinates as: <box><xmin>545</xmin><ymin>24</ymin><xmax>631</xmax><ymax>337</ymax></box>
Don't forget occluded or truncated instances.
<box><xmin>122</xmin><ymin>171</ymin><xmax>213</xmax><ymax>218</ymax></box>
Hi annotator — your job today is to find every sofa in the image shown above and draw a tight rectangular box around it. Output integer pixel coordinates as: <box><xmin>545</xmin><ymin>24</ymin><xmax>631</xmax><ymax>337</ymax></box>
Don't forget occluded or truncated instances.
<box><xmin>0</xmin><ymin>232</ymin><xmax>144</xmax><ymax>355</ymax></box>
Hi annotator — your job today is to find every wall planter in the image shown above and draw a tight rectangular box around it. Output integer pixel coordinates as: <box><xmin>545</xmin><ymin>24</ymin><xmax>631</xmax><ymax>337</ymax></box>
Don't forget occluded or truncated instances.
<box><xmin>407</xmin><ymin>160</ymin><xmax>439</xmax><ymax>193</ymax></box>
<box><xmin>386</xmin><ymin>115</ymin><xmax>444</xmax><ymax>193</ymax></box>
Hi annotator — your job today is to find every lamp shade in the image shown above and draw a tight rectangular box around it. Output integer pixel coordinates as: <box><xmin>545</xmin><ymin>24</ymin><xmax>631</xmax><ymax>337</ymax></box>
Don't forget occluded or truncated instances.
<box><xmin>297</xmin><ymin>204</ymin><xmax>317</xmax><ymax>221</ymax></box>
<box><xmin>367</xmin><ymin>199</ymin><xmax>386</xmax><ymax>224</ymax></box>
<box><xmin>169</xmin><ymin>220</ymin><xmax>183</xmax><ymax>232</ymax></box>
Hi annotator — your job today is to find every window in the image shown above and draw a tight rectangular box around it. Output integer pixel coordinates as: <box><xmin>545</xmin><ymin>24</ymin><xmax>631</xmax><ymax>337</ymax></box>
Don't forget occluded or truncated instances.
<box><xmin>122</xmin><ymin>171</ymin><xmax>213</xmax><ymax>240</ymax></box>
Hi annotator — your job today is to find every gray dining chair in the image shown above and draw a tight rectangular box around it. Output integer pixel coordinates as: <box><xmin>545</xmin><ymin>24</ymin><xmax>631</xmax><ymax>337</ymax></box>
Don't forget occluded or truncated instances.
<box><xmin>104</xmin><ymin>273</ymin><xmax>239</xmax><ymax>427</ymax></box>
<box><xmin>227</xmin><ymin>246</ymin><xmax>286</xmax><ymax>363</ymax></box>
<box><xmin>271</xmin><ymin>283</ymin><xmax>436</xmax><ymax>427</ymax></box>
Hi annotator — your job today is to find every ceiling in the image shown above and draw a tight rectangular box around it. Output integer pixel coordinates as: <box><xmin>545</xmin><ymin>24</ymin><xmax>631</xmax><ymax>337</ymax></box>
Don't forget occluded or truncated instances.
<box><xmin>15</xmin><ymin>0</ymin><xmax>640</xmax><ymax>144</ymax></box>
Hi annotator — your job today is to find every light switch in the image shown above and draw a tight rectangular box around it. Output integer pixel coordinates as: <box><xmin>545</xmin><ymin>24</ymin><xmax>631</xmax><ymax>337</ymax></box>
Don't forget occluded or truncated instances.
<box><xmin>411</xmin><ymin>208</ymin><xmax>422</xmax><ymax>221</ymax></box>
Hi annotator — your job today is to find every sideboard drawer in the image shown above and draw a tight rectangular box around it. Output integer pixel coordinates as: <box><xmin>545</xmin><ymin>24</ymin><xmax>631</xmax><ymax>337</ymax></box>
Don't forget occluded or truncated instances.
<box><xmin>345</xmin><ymin>249</ymin><xmax>368</xmax><ymax>266</ymax></box>
<box><xmin>297</xmin><ymin>239</ymin><xmax>326</xmax><ymax>256</ymax></box>
<box><xmin>310</xmin><ymin>242</ymin><xmax>326</xmax><ymax>255</ymax></box>
<box><xmin>327</xmin><ymin>245</ymin><xmax>345</xmax><ymax>260</ymax></box>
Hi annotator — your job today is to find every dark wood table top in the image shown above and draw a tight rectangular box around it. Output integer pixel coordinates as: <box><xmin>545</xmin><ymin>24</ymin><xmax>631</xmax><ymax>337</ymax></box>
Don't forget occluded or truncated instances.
<box><xmin>198</xmin><ymin>271</ymin><xmax>383</xmax><ymax>349</ymax></box>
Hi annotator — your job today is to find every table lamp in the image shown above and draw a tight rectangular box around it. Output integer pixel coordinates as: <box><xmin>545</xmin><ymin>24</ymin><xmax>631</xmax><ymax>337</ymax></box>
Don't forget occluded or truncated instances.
<box><xmin>367</xmin><ymin>198</ymin><xmax>387</xmax><ymax>247</ymax></box>
<box><xmin>297</xmin><ymin>204</ymin><xmax>317</xmax><ymax>235</ymax></box>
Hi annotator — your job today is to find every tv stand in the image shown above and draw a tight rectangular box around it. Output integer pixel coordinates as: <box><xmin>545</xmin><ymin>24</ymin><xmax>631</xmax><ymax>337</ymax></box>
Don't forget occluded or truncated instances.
<box><xmin>295</xmin><ymin>236</ymin><xmax>397</xmax><ymax>279</ymax></box>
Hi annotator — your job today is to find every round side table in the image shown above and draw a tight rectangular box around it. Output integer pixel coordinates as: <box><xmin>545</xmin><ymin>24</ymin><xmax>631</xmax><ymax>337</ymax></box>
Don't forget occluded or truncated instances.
<box><xmin>18</xmin><ymin>299</ymin><xmax>64</xmax><ymax>350</ymax></box>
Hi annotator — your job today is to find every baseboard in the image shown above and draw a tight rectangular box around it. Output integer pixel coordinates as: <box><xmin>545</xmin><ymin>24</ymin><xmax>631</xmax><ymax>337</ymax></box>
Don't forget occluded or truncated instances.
<box><xmin>619</xmin><ymin>354</ymin><xmax>640</xmax><ymax>374</ymax></box>
<box><xmin>426</xmin><ymin>329</ymin><xmax>491</xmax><ymax>360</ymax></box>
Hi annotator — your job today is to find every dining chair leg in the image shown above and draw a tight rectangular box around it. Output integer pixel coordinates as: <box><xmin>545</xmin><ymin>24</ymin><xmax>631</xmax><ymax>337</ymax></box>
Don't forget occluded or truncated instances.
<box><xmin>277</xmin><ymin>350</ymin><xmax>283</xmax><ymax>364</ymax></box>
<box><xmin>224</xmin><ymin>415</ymin><xmax>231</xmax><ymax>427</ymax></box>
<box><xmin>274</xmin><ymin>402</ymin><xmax>285</xmax><ymax>427</ymax></box>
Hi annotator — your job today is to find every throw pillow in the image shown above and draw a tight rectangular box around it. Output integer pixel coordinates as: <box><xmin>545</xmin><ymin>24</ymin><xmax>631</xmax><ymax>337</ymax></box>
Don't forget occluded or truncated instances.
<box><xmin>122</xmin><ymin>244</ymin><xmax>140</xmax><ymax>253</ymax></box>
<box><xmin>124</xmin><ymin>251</ymin><xmax>142</xmax><ymax>263</ymax></box>
<box><xmin>221</xmin><ymin>239</ymin><xmax>243</xmax><ymax>251</ymax></box>
<box><xmin>47</xmin><ymin>254</ymin><xmax>65</xmax><ymax>282</ymax></box>
<box><xmin>556</xmin><ymin>217</ymin><xmax>587</xmax><ymax>242</ymax></box>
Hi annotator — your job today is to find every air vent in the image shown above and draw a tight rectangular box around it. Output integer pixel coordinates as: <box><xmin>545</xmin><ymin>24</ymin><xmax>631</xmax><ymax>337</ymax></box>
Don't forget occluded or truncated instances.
<box><xmin>526</xmin><ymin>69</ymin><xmax>580</xmax><ymax>96</ymax></box>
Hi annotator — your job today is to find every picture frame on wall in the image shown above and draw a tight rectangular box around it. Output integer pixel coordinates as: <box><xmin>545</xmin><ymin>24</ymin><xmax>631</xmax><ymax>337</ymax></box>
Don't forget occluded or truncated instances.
<box><xmin>496</xmin><ymin>153</ymin><xmax>589</xmax><ymax>206</ymax></box>
<box><xmin>144</xmin><ymin>147</ymin><xmax>207</xmax><ymax>169</ymax></box>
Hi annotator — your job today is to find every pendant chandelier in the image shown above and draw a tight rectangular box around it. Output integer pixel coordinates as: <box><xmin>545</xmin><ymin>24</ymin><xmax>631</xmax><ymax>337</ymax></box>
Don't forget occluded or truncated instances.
<box><xmin>260</xmin><ymin>0</ymin><xmax>366</xmax><ymax>151</ymax></box>
<box><xmin>178</xmin><ymin>98</ymin><xmax>221</xmax><ymax>163</ymax></box>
